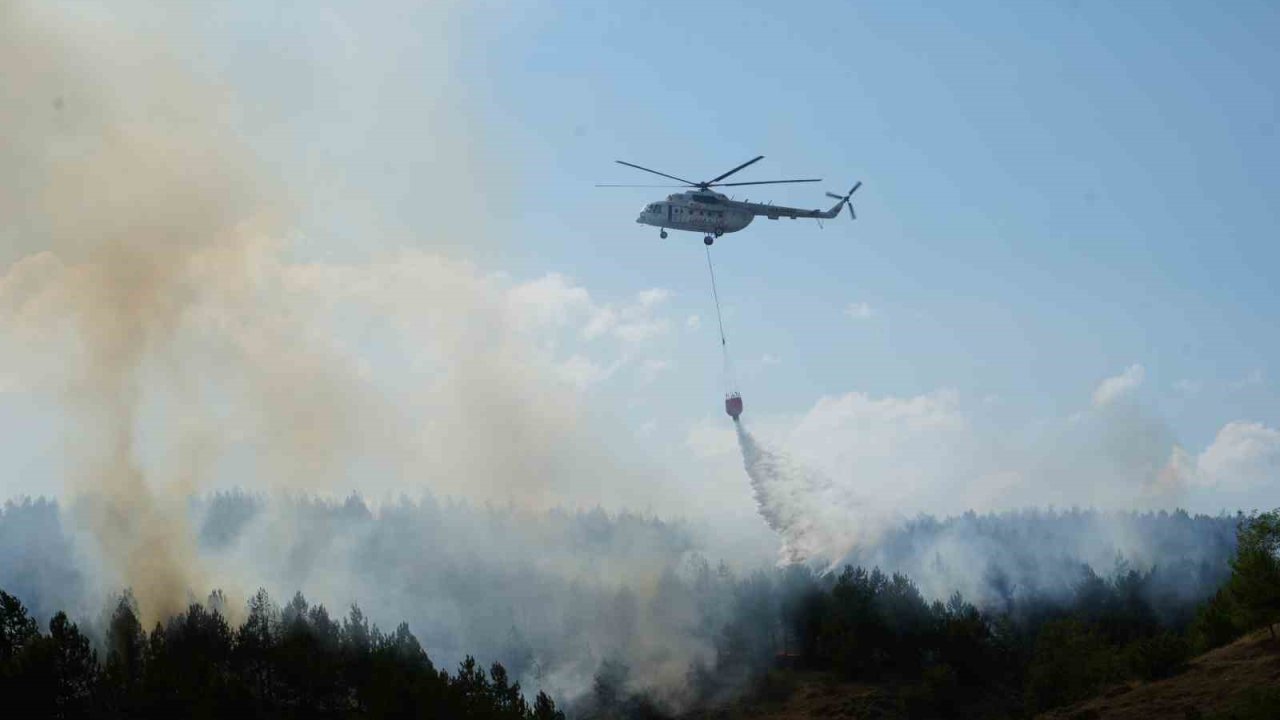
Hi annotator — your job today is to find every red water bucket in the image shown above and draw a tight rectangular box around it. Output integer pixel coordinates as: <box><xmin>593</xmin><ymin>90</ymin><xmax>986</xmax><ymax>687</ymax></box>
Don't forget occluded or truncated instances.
<box><xmin>725</xmin><ymin>392</ymin><xmax>743</xmax><ymax>420</ymax></box>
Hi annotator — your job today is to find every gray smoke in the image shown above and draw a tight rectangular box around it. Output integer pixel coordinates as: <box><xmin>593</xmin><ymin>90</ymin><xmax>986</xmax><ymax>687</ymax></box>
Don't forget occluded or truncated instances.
<box><xmin>0</xmin><ymin>491</ymin><xmax>1243</xmax><ymax>712</ymax></box>
<box><xmin>0</xmin><ymin>0</ymin><xmax>660</xmax><ymax>628</ymax></box>
<box><xmin>0</xmin><ymin>491</ymin><xmax>748</xmax><ymax>709</ymax></box>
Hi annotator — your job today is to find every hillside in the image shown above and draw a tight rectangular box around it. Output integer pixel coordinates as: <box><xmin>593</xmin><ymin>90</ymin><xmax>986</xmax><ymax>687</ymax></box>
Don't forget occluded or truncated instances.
<box><xmin>682</xmin><ymin>629</ymin><xmax>1279</xmax><ymax>720</ymax></box>
<box><xmin>1037</xmin><ymin>628</ymin><xmax>1280</xmax><ymax>720</ymax></box>
<box><xmin>680</xmin><ymin>672</ymin><xmax>900</xmax><ymax>720</ymax></box>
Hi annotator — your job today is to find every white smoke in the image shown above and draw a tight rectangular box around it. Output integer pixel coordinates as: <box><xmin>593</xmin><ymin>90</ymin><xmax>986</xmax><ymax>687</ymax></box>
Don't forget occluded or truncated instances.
<box><xmin>0</xmin><ymin>0</ymin><xmax>691</xmax><ymax>629</ymax></box>
<box><xmin>724</xmin><ymin>369</ymin><xmax>1273</xmax><ymax>571</ymax></box>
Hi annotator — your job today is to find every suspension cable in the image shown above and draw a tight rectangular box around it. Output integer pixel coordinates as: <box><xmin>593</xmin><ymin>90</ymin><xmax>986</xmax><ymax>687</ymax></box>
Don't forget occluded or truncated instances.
<box><xmin>705</xmin><ymin>244</ymin><xmax>727</xmax><ymax>349</ymax></box>
<box><xmin>704</xmin><ymin>244</ymin><xmax>736</xmax><ymax>395</ymax></box>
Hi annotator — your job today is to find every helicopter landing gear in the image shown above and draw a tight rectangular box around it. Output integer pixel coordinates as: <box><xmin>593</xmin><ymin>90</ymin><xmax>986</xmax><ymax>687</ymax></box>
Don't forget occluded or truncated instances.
<box><xmin>703</xmin><ymin>235</ymin><xmax>714</xmax><ymax>246</ymax></box>
<box><xmin>659</xmin><ymin>229</ymin><xmax>668</xmax><ymax>239</ymax></box>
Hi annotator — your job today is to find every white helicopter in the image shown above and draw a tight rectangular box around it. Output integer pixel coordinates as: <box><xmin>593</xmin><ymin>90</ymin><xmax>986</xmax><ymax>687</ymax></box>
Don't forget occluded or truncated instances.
<box><xmin>598</xmin><ymin>155</ymin><xmax>860</xmax><ymax>245</ymax></box>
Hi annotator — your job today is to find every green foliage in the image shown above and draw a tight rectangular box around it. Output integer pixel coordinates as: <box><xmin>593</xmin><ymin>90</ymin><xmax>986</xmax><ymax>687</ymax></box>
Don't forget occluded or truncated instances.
<box><xmin>933</xmin><ymin>591</ymin><xmax>998</xmax><ymax>686</ymax></box>
<box><xmin>1125</xmin><ymin>630</ymin><xmax>1189</xmax><ymax>681</ymax></box>
<box><xmin>0</xmin><ymin>600</ymin><xmax>97</xmax><ymax>717</ymax></box>
<box><xmin>728</xmin><ymin>510</ymin><xmax>1280</xmax><ymax>717</ymax></box>
<box><xmin>48</xmin><ymin>612</ymin><xmax>99</xmax><ymax>713</ymax></box>
<box><xmin>1185</xmin><ymin>509</ymin><xmax>1280</xmax><ymax>653</ymax></box>
<box><xmin>1187</xmin><ymin>586</ymin><xmax>1244</xmax><ymax>653</ymax></box>
<box><xmin>533</xmin><ymin>690</ymin><xmax>566</xmax><ymax>720</ymax></box>
<box><xmin>1024</xmin><ymin>618</ymin><xmax>1123</xmax><ymax>714</ymax></box>
<box><xmin>0</xmin><ymin>589</ymin><xmax>39</xmax><ymax>663</ymax></box>
<box><xmin>0</xmin><ymin>584</ymin><xmax>562</xmax><ymax>720</ymax></box>
<box><xmin>804</xmin><ymin>566</ymin><xmax>935</xmax><ymax>680</ymax></box>
<box><xmin>897</xmin><ymin>663</ymin><xmax>960</xmax><ymax>719</ymax></box>
<box><xmin>1227</xmin><ymin>510</ymin><xmax>1280</xmax><ymax>638</ymax></box>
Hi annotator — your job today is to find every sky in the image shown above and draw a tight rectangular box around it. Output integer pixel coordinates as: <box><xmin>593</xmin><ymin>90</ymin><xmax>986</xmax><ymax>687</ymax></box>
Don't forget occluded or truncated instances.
<box><xmin>2</xmin><ymin>1</ymin><xmax>1278</xmax><ymax>527</ymax></box>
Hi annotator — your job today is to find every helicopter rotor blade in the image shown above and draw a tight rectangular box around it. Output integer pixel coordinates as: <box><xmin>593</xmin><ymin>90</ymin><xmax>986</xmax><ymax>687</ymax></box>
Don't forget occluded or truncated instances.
<box><xmin>614</xmin><ymin>160</ymin><xmax>699</xmax><ymax>186</ymax></box>
<box><xmin>705</xmin><ymin>155</ymin><xmax>765</xmax><ymax>185</ymax></box>
<box><xmin>595</xmin><ymin>184</ymin><xmax>687</xmax><ymax>187</ymax></box>
<box><xmin>711</xmin><ymin>178</ymin><xmax>822</xmax><ymax>187</ymax></box>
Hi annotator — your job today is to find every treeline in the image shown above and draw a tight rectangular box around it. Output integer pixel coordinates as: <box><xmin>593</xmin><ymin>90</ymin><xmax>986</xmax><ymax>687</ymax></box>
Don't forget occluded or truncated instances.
<box><xmin>0</xmin><ymin>586</ymin><xmax>565</xmax><ymax>720</ymax></box>
<box><xmin>669</xmin><ymin>508</ymin><xmax>1280</xmax><ymax>719</ymax></box>
<box><xmin>0</xmin><ymin>496</ymin><xmax>1263</xmax><ymax>718</ymax></box>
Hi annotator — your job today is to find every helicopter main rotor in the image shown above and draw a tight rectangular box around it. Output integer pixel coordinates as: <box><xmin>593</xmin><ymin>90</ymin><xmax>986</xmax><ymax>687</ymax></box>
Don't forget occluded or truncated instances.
<box><xmin>596</xmin><ymin>155</ymin><xmax>822</xmax><ymax>191</ymax></box>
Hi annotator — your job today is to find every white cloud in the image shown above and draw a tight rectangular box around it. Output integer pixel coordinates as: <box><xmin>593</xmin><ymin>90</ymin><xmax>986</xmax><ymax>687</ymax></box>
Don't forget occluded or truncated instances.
<box><xmin>1173</xmin><ymin>378</ymin><xmax>1202</xmax><ymax>396</ymax></box>
<box><xmin>1092</xmin><ymin>363</ymin><xmax>1145</xmax><ymax>408</ymax></box>
<box><xmin>554</xmin><ymin>354</ymin><xmax>616</xmax><ymax>391</ymax></box>
<box><xmin>844</xmin><ymin>301</ymin><xmax>874</xmax><ymax>319</ymax></box>
<box><xmin>636</xmin><ymin>288</ymin><xmax>671</xmax><ymax>308</ymax></box>
<box><xmin>611</xmin><ymin>316</ymin><xmax>670</xmax><ymax>345</ymax></box>
<box><xmin>780</xmin><ymin>389</ymin><xmax>982</xmax><ymax>516</ymax></box>
<box><xmin>761</xmin><ymin>353</ymin><xmax>780</xmax><ymax>366</ymax></box>
<box><xmin>506</xmin><ymin>272</ymin><xmax>592</xmax><ymax>330</ymax></box>
<box><xmin>685</xmin><ymin>314</ymin><xmax>701</xmax><ymax>331</ymax></box>
<box><xmin>505</xmin><ymin>274</ymin><xmax>673</xmax><ymax>347</ymax></box>
<box><xmin>1190</xmin><ymin>421</ymin><xmax>1280</xmax><ymax>491</ymax></box>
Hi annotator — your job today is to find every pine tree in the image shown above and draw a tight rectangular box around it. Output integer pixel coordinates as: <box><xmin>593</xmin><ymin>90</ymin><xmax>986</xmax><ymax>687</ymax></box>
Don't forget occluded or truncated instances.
<box><xmin>48</xmin><ymin>612</ymin><xmax>98</xmax><ymax>715</ymax></box>
<box><xmin>532</xmin><ymin>690</ymin><xmax>565</xmax><ymax>720</ymax></box>
<box><xmin>0</xmin><ymin>590</ymin><xmax>39</xmax><ymax>663</ymax></box>
<box><xmin>1229</xmin><ymin>510</ymin><xmax>1280</xmax><ymax>638</ymax></box>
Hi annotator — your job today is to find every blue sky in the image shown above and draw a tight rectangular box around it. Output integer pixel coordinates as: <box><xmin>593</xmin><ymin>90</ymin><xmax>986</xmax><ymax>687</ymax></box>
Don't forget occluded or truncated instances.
<box><xmin>470</xmin><ymin>1</ymin><xmax>1280</xmax><ymax>443</ymax></box>
<box><xmin>2</xmin><ymin>1</ymin><xmax>1278</xmax><ymax>520</ymax></box>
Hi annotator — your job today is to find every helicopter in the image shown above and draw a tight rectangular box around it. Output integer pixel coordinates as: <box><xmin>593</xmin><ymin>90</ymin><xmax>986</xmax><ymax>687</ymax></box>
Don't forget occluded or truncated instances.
<box><xmin>598</xmin><ymin>155</ymin><xmax>860</xmax><ymax>245</ymax></box>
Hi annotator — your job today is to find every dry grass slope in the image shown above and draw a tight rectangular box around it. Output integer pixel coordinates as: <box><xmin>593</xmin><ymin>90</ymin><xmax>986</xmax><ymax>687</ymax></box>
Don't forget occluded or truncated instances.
<box><xmin>682</xmin><ymin>671</ymin><xmax>899</xmax><ymax>720</ymax></box>
<box><xmin>683</xmin><ymin>629</ymin><xmax>1279</xmax><ymax>720</ymax></box>
<box><xmin>1036</xmin><ymin>628</ymin><xmax>1280</xmax><ymax>720</ymax></box>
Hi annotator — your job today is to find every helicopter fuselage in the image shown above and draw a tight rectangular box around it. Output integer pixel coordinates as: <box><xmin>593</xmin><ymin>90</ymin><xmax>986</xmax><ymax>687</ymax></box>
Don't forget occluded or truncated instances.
<box><xmin>635</xmin><ymin>189</ymin><xmax>845</xmax><ymax>239</ymax></box>
<box><xmin>636</xmin><ymin>191</ymin><xmax>752</xmax><ymax>236</ymax></box>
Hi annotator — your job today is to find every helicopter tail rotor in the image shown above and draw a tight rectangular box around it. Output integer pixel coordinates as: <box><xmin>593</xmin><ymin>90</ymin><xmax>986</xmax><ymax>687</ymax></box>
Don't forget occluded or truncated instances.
<box><xmin>826</xmin><ymin>181</ymin><xmax>861</xmax><ymax>220</ymax></box>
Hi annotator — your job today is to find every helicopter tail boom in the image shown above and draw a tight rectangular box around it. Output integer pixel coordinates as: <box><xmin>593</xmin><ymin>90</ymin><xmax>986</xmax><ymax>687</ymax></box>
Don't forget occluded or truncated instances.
<box><xmin>821</xmin><ymin>195</ymin><xmax>848</xmax><ymax>218</ymax></box>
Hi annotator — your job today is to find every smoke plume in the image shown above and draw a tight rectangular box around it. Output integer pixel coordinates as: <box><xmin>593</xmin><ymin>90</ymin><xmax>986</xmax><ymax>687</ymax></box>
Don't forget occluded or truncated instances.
<box><xmin>0</xmin><ymin>2</ymin><xmax>282</xmax><ymax>622</ymax></box>
<box><xmin>0</xmin><ymin>1</ymin><xmax>678</xmax><ymax>630</ymax></box>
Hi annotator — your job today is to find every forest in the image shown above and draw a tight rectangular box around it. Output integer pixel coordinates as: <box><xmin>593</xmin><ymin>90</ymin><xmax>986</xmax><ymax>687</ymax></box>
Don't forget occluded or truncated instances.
<box><xmin>670</xmin><ymin>507</ymin><xmax>1280</xmax><ymax>719</ymax></box>
<box><xmin>0</xmin><ymin>584</ymin><xmax>563</xmax><ymax>719</ymax></box>
<box><xmin>1</xmin><ymin>498</ymin><xmax>1275</xmax><ymax>718</ymax></box>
